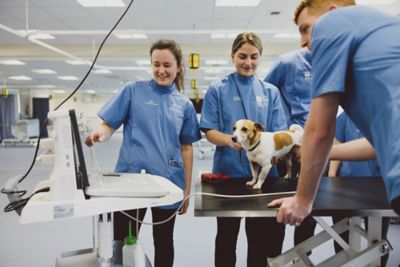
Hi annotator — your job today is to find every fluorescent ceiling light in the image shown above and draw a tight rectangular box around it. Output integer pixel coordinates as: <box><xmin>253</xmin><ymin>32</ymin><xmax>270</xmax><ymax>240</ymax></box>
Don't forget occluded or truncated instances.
<box><xmin>0</xmin><ymin>60</ymin><xmax>25</xmax><ymax>65</ymax></box>
<box><xmin>52</xmin><ymin>90</ymin><xmax>66</xmax><ymax>94</ymax></box>
<box><xmin>92</xmin><ymin>68</ymin><xmax>112</xmax><ymax>74</ymax></box>
<box><xmin>136</xmin><ymin>59</ymin><xmax>151</xmax><ymax>65</ymax></box>
<box><xmin>357</xmin><ymin>0</ymin><xmax>398</xmax><ymax>4</ymax></box>
<box><xmin>65</xmin><ymin>59</ymin><xmax>87</xmax><ymax>65</ymax></box>
<box><xmin>85</xmin><ymin>90</ymin><xmax>96</xmax><ymax>94</ymax></box>
<box><xmin>58</xmin><ymin>76</ymin><xmax>79</xmax><ymax>80</ymax></box>
<box><xmin>33</xmin><ymin>85</ymin><xmax>56</xmax><ymax>88</ymax></box>
<box><xmin>114</xmin><ymin>33</ymin><xmax>148</xmax><ymax>39</ymax></box>
<box><xmin>76</xmin><ymin>0</ymin><xmax>125</xmax><ymax>7</ymax></box>
<box><xmin>215</xmin><ymin>0</ymin><xmax>261</xmax><ymax>7</ymax></box>
<box><xmin>273</xmin><ymin>32</ymin><xmax>300</xmax><ymax>39</ymax></box>
<box><xmin>205</xmin><ymin>60</ymin><xmax>229</xmax><ymax>65</ymax></box>
<box><xmin>29</xmin><ymin>33</ymin><xmax>55</xmax><ymax>40</ymax></box>
<box><xmin>204</xmin><ymin>68</ymin><xmax>224</xmax><ymax>74</ymax></box>
<box><xmin>211</xmin><ymin>33</ymin><xmax>237</xmax><ymax>39</ymax></box>
<box><xmin>9</xmin><ymin>76</ymin><xmax>31</xmax><ymax>80</ymax></box>
<box><xmin>32</xmin><ymin>69</ymin><xmax>56</xmax><ymax>74</ymax></box>
<box><xmin>204</xmin><ymin>76</ymin><xmax>219</xmax><ymax>81</ymax></box>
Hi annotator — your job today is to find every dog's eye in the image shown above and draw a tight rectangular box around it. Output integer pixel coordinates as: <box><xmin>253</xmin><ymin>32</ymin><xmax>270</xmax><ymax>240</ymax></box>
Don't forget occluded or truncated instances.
<box><xmin>242</xmin><ymin>127</ymin><xmax>248</xmax><ymax>133</ymax></box>
<box><xmin>233</xmin><ymin>126</ymin><xmax>236</xmax><ymax>131</ymax></box>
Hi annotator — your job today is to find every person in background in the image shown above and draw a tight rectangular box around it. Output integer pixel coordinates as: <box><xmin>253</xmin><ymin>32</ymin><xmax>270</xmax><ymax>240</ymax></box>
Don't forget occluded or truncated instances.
<box><xmin>85</xmin><ymin>39</ymin><xmax>201</xmax><ymax>267</ymax></box>
<box><xmin>200</xmin><ymin>32</ymin><xmax>287</xmax><ymax>267</ymax></box>
<box><xmin>328</xmin><ymin>111</ymin><xmax>390</xmax><ymax>266</ymax></box>
<box><xmin>264</xmin><ymin>47</ymin><xmax>316</xmax><ymax>251</ymax></box>
<box><xmin>269</xmin><ymin>0</ymin><xmax>400</xmax><ymax>225</ymax></box>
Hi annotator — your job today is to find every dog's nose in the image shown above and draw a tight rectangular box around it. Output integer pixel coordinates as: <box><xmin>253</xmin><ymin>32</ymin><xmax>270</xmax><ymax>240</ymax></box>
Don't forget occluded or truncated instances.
<box><xmin>231</xmin><ymin>136</ymin><xmax>237</xmax><ymax>143</ymax></box>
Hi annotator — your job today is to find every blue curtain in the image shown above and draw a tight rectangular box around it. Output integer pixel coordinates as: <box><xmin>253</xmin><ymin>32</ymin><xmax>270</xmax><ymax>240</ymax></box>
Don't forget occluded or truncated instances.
<box><xmin>0</xmin><ymin>95</ymin><xmax>16</xmax><ymax>141</ymax></box>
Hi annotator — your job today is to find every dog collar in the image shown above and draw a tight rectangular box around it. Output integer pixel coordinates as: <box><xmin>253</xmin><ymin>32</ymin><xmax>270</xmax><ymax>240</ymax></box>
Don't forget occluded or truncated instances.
<box><xmin>248</xmin><ymin>140</ymin><xmax>261</xmax><ymax>152</ymax></box>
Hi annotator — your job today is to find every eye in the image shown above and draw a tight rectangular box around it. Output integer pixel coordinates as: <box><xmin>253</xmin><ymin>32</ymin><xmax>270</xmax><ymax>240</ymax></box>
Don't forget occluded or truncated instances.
<box><xmin>233</xmin><ymin>126</ymin><xmax>236</xmax><ymax>131</ymax></box>
<box><xmin>242</xmin><ymin>127</ymin><xmax>248</xmax><ymax>133</ymax></box>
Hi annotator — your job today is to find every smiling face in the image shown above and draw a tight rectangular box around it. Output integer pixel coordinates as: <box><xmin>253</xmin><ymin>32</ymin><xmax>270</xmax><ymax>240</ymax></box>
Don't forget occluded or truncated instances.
<box><xmin>231</xmin><ymin>43</ymin><xmax>261</xmax><ymax>77</ymax></box>
<box><xmin>151</xmin><ymin>48</ymin><xmax>180</xmax><ymax>87</ymax></box>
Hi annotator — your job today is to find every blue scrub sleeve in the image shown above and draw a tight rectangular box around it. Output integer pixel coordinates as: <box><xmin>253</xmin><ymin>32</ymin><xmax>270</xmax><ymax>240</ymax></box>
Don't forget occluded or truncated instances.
<box><xmin>180</xmin><ymin>102</ymin><xmax>201</xmax><ymax>144</ymax></box>
<box><xmin>335</xmin><ymin>112</ymin><xmax>346</xmax><ymax>142</ymax></box>
<box><xmin>199</xmin><ymin>85</ymin><xmax>220</xmax><ymax>131</ymax></box>
<box><xmin>264</xmin><ymin>58</ymin><xmax>285</xmax><ymax>88</ymax></box>
<box><xmin>269</xmin><ymin>89</ymin><xmax>287</xmax><ymax>131</ymax></box>
<box><xmin>312</xmin><ymin>12</ymin><xmax>357</xmax><ymax>98</ymax></box>
<box><xmin>97</xmin><ymin>84</ymin><xmax>132</xmax><ymax>130</ymax></box>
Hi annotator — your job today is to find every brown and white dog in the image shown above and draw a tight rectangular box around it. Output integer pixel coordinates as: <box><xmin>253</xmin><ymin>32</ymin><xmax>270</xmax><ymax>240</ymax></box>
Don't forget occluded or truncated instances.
<box><xmin>232</xmin><ymin>119</ymin><xmax>303</xmax><ymax>189</ymax></box>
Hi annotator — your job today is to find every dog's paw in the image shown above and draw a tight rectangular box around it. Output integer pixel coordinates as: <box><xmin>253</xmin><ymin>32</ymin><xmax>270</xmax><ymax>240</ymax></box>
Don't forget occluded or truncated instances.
<box><xmin>252</xmin><ymin>183</ymin><xmax>262</xmax><ymax>189</ymax></box>
<box><xmin>246</xmin><ymin>181</ymin><xmax>255</xmax><ymax>186</ymax></box>
<box><xmin>283</xmin><ymin>174</ymin><xmax>290</xmax><ymax>180</ymax></box>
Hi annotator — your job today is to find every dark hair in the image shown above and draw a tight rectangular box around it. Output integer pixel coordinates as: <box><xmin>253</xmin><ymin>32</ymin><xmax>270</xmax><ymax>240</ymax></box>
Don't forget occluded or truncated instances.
<box><xmin>231</xmin><ymin>32</ymin><xmax>263</xmax><ymax>55</ymax></box>
<box><xmin>150</xmin><ymin>39</ymin><xmax>185</xmax><ymax>91</ymax></box>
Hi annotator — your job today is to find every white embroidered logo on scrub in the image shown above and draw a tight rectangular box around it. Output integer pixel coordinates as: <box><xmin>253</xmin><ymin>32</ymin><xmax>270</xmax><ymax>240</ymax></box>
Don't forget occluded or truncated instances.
<box><xmin>233</xmin><ymin>96</ymin><xmax>241</xmax><ymax>101</ymax></box>
<box><xmin>170</xmin><ymin>103</ymin><xmax>183</xmax><ymax>115</ymax></box>
<box><xmin>304</xmin><ymin>71</ymin><xmax>312</xmax><ymax>79</ymax></box>
<box><xmin>145</xmin><ymin>99</ymin><xmax>158</xmax><ymax>106</ymax></box>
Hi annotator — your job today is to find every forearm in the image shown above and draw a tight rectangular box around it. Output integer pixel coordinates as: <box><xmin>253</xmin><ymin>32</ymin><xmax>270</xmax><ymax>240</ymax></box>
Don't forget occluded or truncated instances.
<box><xmin>297</xmin><ymin>125</ymin><xmax>335</xmax><ymax>203</ymax></box>
<box><xmin>330</xmin><ymin>138</ymin><xmax>376</xmax><ymax>161</ymax></box>
<box><xmin>181</xmin><ymin>144</ymin><xmax>193</xmax><ymax>193</ymax></box>
<box><xmin>204</xmin><ymin>129</ymin><xmax>230</xmax><ymax>146</ymax></box>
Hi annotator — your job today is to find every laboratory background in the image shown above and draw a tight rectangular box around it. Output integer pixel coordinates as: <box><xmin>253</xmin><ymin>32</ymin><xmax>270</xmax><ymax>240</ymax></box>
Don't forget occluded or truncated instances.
<box><xmin>1</xmin><ymin>0</ymin><xmax>400</xmax><ymax>266</ymax></box>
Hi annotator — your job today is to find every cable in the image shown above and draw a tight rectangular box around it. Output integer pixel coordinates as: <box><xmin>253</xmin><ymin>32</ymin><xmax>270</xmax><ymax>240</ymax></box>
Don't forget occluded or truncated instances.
<box><xmin>3</xmin><ymin>187</ymin><xmax>50</xmax><ymax>213</ymax></box>
<box><xmin>121</xmin><ymin>191</ymin><xmax>295</xmax><ymax>226</ymax></box>
<box><xmin>1</xmin><ymin>0</ymin><xmax>135</xmax><ymax>197</ymax></box>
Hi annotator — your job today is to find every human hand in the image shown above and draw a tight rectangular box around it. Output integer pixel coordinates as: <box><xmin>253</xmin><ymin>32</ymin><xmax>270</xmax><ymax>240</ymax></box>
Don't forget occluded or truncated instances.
<box><xmin>85</xmin><ymin>125</ymin><xmax>113</xmax><ymax>147</ymax></box>
<box><xmin>267</xmin><ymin>196</ymin><xmax>312</xmax><ymax>226</ymax></box>
<box><xmin>178</xmin><ymin>190</ymin><xmax>190</xmax><ymax>215</ymax></box>
<box><xmin>226</xmin><ymin>135</ymin><xmax>242</xmax><ymax>151</ymax></box>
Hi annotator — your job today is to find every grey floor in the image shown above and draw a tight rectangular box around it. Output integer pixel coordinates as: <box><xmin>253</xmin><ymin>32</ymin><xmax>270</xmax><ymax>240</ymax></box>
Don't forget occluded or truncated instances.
<box><xmin>0</xmin><ymin>133</ymin><xmax>399</xmax><ymax>267</ymax></box>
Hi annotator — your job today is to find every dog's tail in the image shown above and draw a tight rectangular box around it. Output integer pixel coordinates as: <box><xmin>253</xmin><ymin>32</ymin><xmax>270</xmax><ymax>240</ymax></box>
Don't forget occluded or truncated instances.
<box><xmin>289</xmin><ymin>124</ymin><xmax>304</xmax><ymax>144</ymax></box>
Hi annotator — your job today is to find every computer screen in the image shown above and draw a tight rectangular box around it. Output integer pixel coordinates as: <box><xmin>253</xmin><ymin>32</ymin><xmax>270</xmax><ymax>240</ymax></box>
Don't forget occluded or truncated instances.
<box><xmin>69</xmin><ymin>109</ymin><xmax>90</xmax><ymax>199</ymax></box>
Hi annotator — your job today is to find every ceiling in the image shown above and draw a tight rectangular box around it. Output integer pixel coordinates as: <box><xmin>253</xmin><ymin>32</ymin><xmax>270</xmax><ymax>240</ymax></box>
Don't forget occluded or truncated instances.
<box><xmin>1</xmin><ymin>0</ymin><xmax>400</xmax><ymax>99</ymax></box>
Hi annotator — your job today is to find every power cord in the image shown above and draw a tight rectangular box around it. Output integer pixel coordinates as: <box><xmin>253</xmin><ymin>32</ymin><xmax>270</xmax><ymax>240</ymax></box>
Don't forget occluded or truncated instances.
<box><xmin>3</xmin><ymin>187</ymin><xmax>50</xmax><ymax>213</ymax></box>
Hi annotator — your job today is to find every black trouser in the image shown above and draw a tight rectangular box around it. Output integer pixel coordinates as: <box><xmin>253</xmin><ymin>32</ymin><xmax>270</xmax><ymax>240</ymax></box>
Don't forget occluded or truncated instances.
<box><xmin>215</xmin><ymin>217</ymin><xmax>285</xmax><ymax>267</ymax></box>
<box><xmin>114</xmin><ymin>208</ymin><xmax>177</xmax><ymax>267</ymax></box>
<box><xmin>332</xmin><ymin>215</ymin><xmax>390</xmax><ymax>267</ymax></box>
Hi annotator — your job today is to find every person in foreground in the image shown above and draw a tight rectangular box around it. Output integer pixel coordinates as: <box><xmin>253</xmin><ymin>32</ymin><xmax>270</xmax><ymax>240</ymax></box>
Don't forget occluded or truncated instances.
<box><xmin>268</xmin><ymin>0</ymin><xmax>400</xmax><ymax>225</ymax></box>
<box><xmin>85</xmin><ymin>39</ymin><xmax>201</xmax><ymax>267</ymax></box>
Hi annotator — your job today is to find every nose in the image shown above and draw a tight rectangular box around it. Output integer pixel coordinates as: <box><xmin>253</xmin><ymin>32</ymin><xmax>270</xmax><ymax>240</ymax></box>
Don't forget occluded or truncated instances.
<box><xmin>231</xmin><ymin>136</ymin><xmax>238</xmax><ymax>143</ymax></box>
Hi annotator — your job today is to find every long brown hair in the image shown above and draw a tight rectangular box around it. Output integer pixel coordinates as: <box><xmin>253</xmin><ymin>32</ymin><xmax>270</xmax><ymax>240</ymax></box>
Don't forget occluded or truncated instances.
<box><xmin>150</xmin><ymin>39</ymin><xmax>185</xmax><ymax>92</ymax></box>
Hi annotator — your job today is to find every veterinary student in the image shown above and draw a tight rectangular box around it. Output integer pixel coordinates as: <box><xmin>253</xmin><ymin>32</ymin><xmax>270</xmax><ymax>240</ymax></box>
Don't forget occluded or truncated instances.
<box><xmin>264</xmin><ymin>47</ymin><xmax>316</xmax><ymax>251</ymax></box>
<box><xmin>85</xmin><ymin>39</ymin><xmax>201</xmax><ymax>267</ymax></box>
<box><xmin>268</xmin><ymin>0</ymin><xmax>400</xmax><ymax>225</ymax></box>
<box><xmin>200</xmin><ymin>32</ymin><xmax>287</xmax><ymax>267</ymax></box>
<box><xmin>328</xmin><ymin>111</ymin><xmax>390</xmax><ymax>266</ymax></box>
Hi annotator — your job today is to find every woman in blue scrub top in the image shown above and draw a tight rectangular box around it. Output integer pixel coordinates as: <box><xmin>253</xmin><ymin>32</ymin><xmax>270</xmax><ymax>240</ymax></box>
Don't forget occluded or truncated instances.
<box><xmin>200</xmin><ymin>32</ymin><xmax>287</xmax><ymax>267</ymax></box>
<box><xmin>86</xmin><ymin>39</ymin><xmax>201</xmax><ymax>267</ymax></box>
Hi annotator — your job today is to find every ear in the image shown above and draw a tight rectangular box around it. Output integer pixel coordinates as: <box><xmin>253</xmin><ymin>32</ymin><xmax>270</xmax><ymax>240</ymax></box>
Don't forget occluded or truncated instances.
<box><xmin>328</xmin><ymin>5</ymin><xmax>337</xmax><ymax>11</ymax></box>
<box><xmin>254</xmin><ymin>122</ymin><xmax>264</xmax><ymax>131</ymax></box>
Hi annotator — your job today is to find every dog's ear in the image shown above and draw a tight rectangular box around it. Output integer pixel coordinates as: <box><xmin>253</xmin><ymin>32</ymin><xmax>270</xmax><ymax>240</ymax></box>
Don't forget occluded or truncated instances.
<box><xmin>254</xmin><ymin>122</ymin><xmax>264</xmax><ymax>131</ymax></box>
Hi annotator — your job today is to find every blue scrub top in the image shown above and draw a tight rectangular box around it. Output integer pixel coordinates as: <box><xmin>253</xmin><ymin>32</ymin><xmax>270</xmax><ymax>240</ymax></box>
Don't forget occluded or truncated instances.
<box><xmin>200</xmin><ymin>72</ymin><xmax>287</xmax><ymax>178</ymax></box>
<box><xmin>264</xmin><ymin>48</ymin><xmax>312</xmax><ymax>127</ymax></box>
<box><xmin>335</xmin><ymin>112</ymin><xmax>380</xmax><ymax>177</ymax></box>
<box><xmin>98</xmin><ymin>80</ymin><xmax>201</xmax><ymax>208</ymax></box>
<box><xmin>311</xmin><ymin>6</ymin><xmax>400</xmax><ymax>202</ymax></box>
